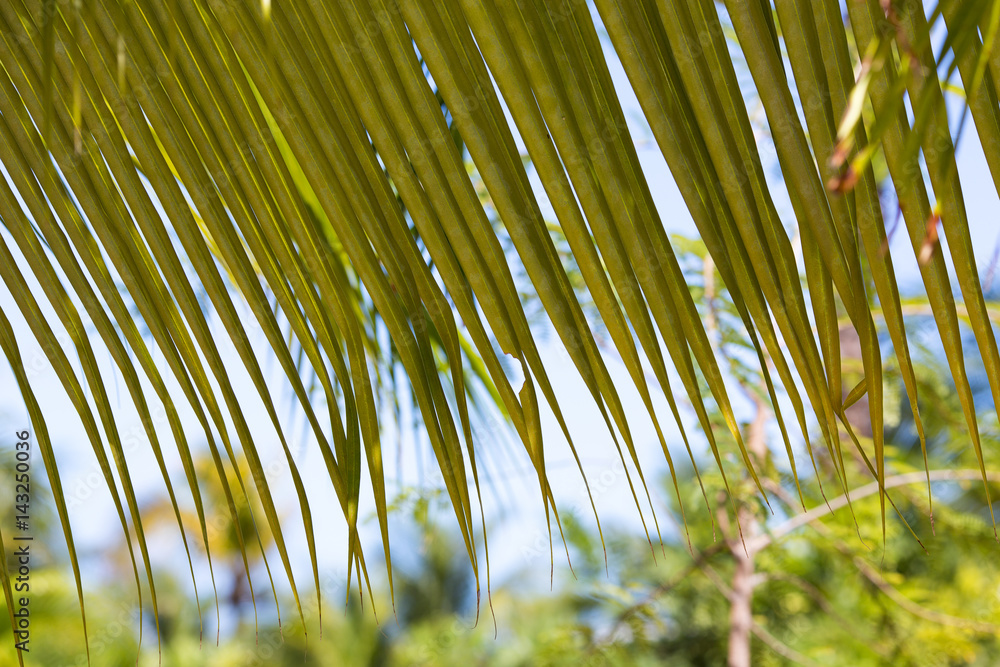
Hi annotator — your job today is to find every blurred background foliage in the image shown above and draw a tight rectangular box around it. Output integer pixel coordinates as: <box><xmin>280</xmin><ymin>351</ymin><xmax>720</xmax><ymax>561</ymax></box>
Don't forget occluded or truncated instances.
<box><xmin>3</xmin><ymin>237</ymin><xmax>1000</xmax><ymax>666</ymax></box>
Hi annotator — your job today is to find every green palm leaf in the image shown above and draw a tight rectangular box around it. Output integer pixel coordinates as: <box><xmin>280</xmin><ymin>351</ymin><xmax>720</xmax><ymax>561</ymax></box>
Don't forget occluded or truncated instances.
<box><xmin>0</xmin><ymin>0</ymin><xmax>998</xmax><ymax>661</ymax></box>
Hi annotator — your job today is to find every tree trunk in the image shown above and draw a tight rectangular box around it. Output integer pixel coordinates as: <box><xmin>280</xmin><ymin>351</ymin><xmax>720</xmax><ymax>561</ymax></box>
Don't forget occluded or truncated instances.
<box><xmin>727</xmin><ymin>397</ymin><xmax>768</xmax><ymax>667</ymax></box>
<box><xmin>728</xmin><ymin>540</ymin><xmax>755</xmax><ymax>667</ymax></box>
<box><xmin>839</xmin><ymin>324</ymin><xmax>871</xmax><ymax>437</ymax></box>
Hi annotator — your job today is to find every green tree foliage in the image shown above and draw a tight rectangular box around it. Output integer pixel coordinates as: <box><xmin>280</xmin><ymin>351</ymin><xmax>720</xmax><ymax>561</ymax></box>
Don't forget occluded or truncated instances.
<box><xmin>4</xmin><ymin>238</ymin><xmax>1000</xmax><ymax>665</ymax></box>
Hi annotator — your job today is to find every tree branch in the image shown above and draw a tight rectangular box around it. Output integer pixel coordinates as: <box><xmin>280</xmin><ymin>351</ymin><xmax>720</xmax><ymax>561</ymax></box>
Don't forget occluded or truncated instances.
<box><xmin>749</xmin><ymin>469</ymin><xmax>1000</xmax><ymax>553</ymax></box>
<box><xmin>750</xmin><ymin>621</ymin><xmax>823</xmax><ymax>667</ymax></box>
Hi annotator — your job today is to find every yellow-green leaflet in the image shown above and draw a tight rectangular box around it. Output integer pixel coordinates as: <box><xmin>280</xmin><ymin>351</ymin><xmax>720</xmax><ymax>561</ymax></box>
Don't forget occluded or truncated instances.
<box><xmin>0</xmin><ymin>308</ymin><xmax>79</xmax><ymax>667</ymax></box>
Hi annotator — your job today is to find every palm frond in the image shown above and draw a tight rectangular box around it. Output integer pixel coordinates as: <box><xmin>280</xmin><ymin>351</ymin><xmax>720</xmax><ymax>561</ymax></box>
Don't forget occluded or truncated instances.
<box><xmin>0</xmin><ymin>0</ymin><xmax>999</xmax><ymax>659</ymax></box>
